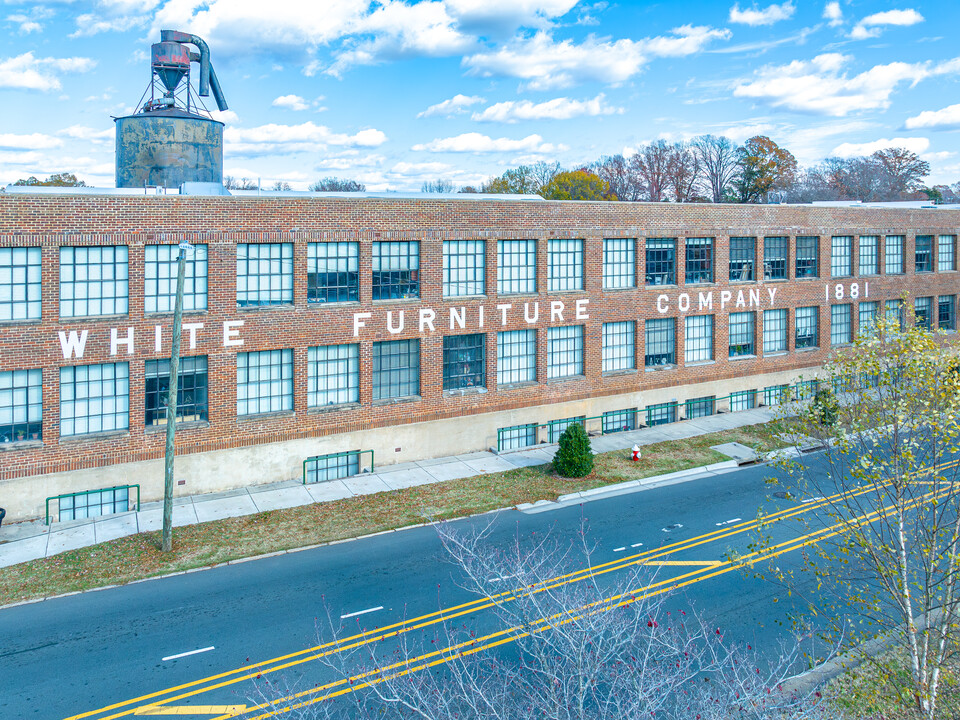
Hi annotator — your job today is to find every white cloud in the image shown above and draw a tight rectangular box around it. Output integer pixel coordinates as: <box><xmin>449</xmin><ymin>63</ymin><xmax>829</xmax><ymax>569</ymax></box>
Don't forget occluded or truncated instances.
<box><xmin>0</xmin><ymin>133</ymin><xmax>62</xmax><ymax>151</ymax></box>
<box><xmin>272</xmin><ymin>94</ymin><xmax>310</xmax><ymax>111</ymax></box>
<box><xmin>831</xmin><ymin>136</ymin><xmax>930</xmax><ymax>157</ymax></box>
<box><xmin>210</xmin><ymin>109</ymin><xmax>240</xmax><ymax>125</ymax></box>
<box><xmin>823</xmin><ymin>1</ymin><xmax>842</xmax><ymax>27</ymax></box>
<box><xmin>0</xmin><ymin>52</ymin><xmax>96</xmax><ymax>91</ymax></box>
<box><xmin>412</xmin><ymin>132</ymin><xmax>563</xmax><ymax>153</ymax></box>
<box><xmin>905</xmin><ymin>103</ymin><xmax>960</xmax><ymax>131</ymax></box>
<box><xmin>471</xmin><ymin>93</ymin><xmax>622</xmax><ymax>122</ymax></box>
<box><xmin>850</xmin><ymin>8</ymin><xmax>923</xmax><ymax>40</ymax></box>
<box><xmin>463</xmin><ymin>25</ymin><xmax>729</xmax><ymax>90</ymax></box>
<box><xmin>733</xmin><ymin>53</ymin><xmax>960</xmax><ymax>116</ymax></box>
<box><xmin>445</xmin><ymin>0</ymin><xmax>579</xmax><ymax>34</ymax></box>
<box><xmin>728</xmin><ymin>1</ymin><xmax>795</xmax><ymax>26</ymax></box>
<box><xmin>57</xmin><ymin>126</ymin><xmax>114</xmax><ymax>145</ymax></box>
<box><xmin>418</xmin><ymin>94</ymin><xmax>485</xmax><ymax>118</ymax></box>
<box><xmin>315</xmin><ymin>153</ymin><xmax>386</xmax><ymax>171</ymax></box>
<box><xmin>225</xmin><ymin>122</ymin><xmax>388</xmax><ymax>157</ymax></box>
<box><xmin>6</xmin><ymin>14</ymin><xmax>41</xmax><ymax>33</ymax></box>
<box><xmin>391</xmin><ymin>161</ymin><xmax>453</xmax><ymax>175</ymax></box>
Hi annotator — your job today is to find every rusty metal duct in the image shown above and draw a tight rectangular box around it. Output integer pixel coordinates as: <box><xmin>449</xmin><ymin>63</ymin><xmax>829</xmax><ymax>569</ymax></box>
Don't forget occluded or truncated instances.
<box><xmin>114</xmin><ymin>30</ymin><xmax>228</xmax><ymax>189</ymax></box>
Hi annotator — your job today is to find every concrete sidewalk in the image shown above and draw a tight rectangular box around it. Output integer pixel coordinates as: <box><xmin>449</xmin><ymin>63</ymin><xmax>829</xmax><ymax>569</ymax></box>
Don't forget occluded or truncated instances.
<box><xmin>0</xmin><ymin>407</ymin><xmax>779</xmax><ymax>569</ymax></box>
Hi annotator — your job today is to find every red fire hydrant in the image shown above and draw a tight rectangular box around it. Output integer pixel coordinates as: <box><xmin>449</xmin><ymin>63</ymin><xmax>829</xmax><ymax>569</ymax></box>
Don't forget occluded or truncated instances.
<box><xmin>631</xmin><ymin>445</ymin><xmax>641</xmax><ymax>462</ymax></box>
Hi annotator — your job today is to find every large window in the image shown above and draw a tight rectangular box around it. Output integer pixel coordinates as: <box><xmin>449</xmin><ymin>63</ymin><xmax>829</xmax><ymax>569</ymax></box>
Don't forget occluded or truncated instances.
<box><xmin>602</xmin><ymin>321</ymin><xmax>636</xmax><ymax>372</ymax></box>
<box><xmin>547</xmin><ymin>325</ymin><xmax>584</xmax><ymax>378</ymax></box>
<box><xmin>237</xmin><ymin>243</ymin><xmax>293</xmax><ymax>306</ymax></box>
<box><xmin>443</xmin><ymin>334</ymin><xmax>486</xmax><ymax>389</ymax></box>
<box><xmin>373</xmin><ymin>339</ymin><xmax>420</xmax><ymax>400</ymax></box>
<box><xmin>308</xmin><ymin>242</ymin><xmax>359</xmax><ymax>303</ymax></box>
<box><xmin>603</xmin><ymin>238</ymin><xmax>635</xmax><ymax>289</ymax></box>
<box><xmin>0</xmin><ymin>368</ymin><xmax>42</xmax><ymax>443</ymax></box>
<box><xmin>795</xmin><ymin>306</ymin><xmax>818</xmax><ymax>349</ymax></box>
<box><xmin>645</xmin><ymin>318</ymin><xmax>675</xmax><ymax>367</ymax></box>
<box><xmin>373</xmin><ymin>241</ymin><xmax>420</xmax><ymax>300</ymax></box>
<box><xmin>145</xmin><ymin>357</ymin><xmax>208</xmax><ymax>426</ymax></box>
<box><xmin>728</xmin><ymin>311</ymin><xmax>755</xmax><ymax>357</ymax></box>
<box><xmin>60</xmin><ymin>362</ymin><xmax>129</xmax><ymax>436</ymax></box>
<box><xmin>684</xmin><ymin>315</ymin><xmax>714</xmax><ymax>363</ymax></box>
<box><xmin>915</xmin><ymin>296</ymin><xmax>933</xmax><ymax>329</ymax></box>
<box><xmin>237</xmin><ymin>349</ymin><xmax>293</xmax><ymax>415</ymax></box>
<box><xmin>763</xmin><ymin>237</ymin><xmax>788</xmax><ymax>280</ymax></box>
<box><xmin>885</xmin><ymin>235</ymin><xmax>904</xmax><ymax>274</ymax></box>
<box><xmin>939</xmin><ymin>295</ymin><xmax>956</xmax><ymax>330</ymax></box>
<box><xmin>729</xmin><ymin>237</ymin><xmax>755</xmax><ymax>282</ymax></box>
<box><xmin>886</xmin><ymin>299</ymin><xmax>905</xmax><ymax>330</ymax></box>
<box><xmin>497</xmin><ymin>329</ymin><xmax>536</xmax><ymax>385</ymax></box>
<box><xmin>729</xmin><ymin>389</ymin><xmax>757</xmax><ymax>411</ymax></box>
<box><xmin>548</xmin><ymin>239</ymin><xmax>584</xmax><ymax>292</ymax></box>
<box><xmin>602</xmin><ymin>409</ymin><xmax>637</xmax><ymax>434</ymax></box>
<box><xmin>939</xmin><ymin>235</ymin><xmax>956</xmax><ymax>272</ymax></box>
<box><xmin>645</xmin><ymin>238</ymin><xmax>676</xmax><ymax>286</ymax></box>
<box><xmin>859</xmin><ymin>236</ymin><xmax>879</xmax><ymax>275</ymax></box>
<box><xmin>831</xmin><ymin>304</ymin><xmax>852</xmax><ymax>346</ymax></box>
<box><xmin>762</xmin><ymin>309</ymin><xmax>788</xmax><ymax>354</ymax></box>
<box><xmin>858</xmin><ymin>301</ymin><xmax>878</xmax><ymax>335</ymax></box>
<box><xmin>443</xmin><ymin>240</ymin><xmax>485</xmax><ymax>297</ymax></box>
<box><xmin>916</xmin><ymin>235</ymin><xmax>934</xmax><ymax>273</ymax></box>
<box><xmin>646</xmin><ymin>402</ymin><xmax>677</xmax><ymax>426</ymax></box>
<box><xmin>498</xmin><ymin>239</ymin><xmax>536</xmax><ymax>294</ymax></box>
<box><xmin>831</xmin><ymin>236</ymin><xmax>853</xmax><ymax>277</ymax></box>
<box><xmin>0</xmin><ymin>247</ymin><xmax>41</xmax><ymax>321</ymax></box>
<box><xmin>796</xmin><ymin>236</ymin><xmax>819</xmax><ymax>278</ymax></box>
<box><xmin>145</xmin><ymin>244</ymin><xmax>208</xmax><ymax>313</ymax></box>
<box><xmin>308</xmin><ymin>344</ymin><xmax>359</xmax><ymax>406</ymax></box>
<box><xmin>60</xmin><ymin>246</ymin><xmax>128</xmax><ymax>317</ymax></box>
<box><xmin>685</xmin><ymin>237</ymin><xmax>714</xmax><ymax>284</ymax></box>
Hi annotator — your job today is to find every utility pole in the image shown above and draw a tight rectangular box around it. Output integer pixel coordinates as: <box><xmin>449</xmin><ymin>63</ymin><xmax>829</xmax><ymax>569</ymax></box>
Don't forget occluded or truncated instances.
<box><xmin>162</xmin><ymin>242</ymin><xmax>191</xmax><ymax>552</ymax></box>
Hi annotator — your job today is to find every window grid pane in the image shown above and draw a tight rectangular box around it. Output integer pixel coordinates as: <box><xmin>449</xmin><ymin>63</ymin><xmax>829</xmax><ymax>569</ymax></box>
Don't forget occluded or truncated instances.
<box><xmin>237</xmin><ymin>243</ymin><xmax>293</xmax><ymax>306</ymax></box>
<box><xmin>602</xmin><ymin>238</ymin><xmax>635</xmax><ymax>289</ymax></box>
<box><xmin>443</xmin><ymin>240</ymin><xmax>485</xmax><ymax>297</ymax></box>
<box><xmin>858</xmin><ymin>301</ymin><xmax>878</xmax><ymax>336</ymax></box>
<box><xmin>915</xmin><ymin>296</ymin><xmax>932</xmax><ymax>329</ymax></box>
<box><xmin>728</xmin><ymin>311</ymin><xmax>755</xmax><ymax>357</ymax></box>
<box><xmin>763</xmin><ymin>384</ymin><xmax>789</xmax><ymax>406</ymax></box>
<box><xmin>372</xmin><ymin>241</ymin><xmax>420</xmax><ymax>300</ymax></box>
<box><xmin>59</xmin><ymin>486</ymin><xmax>130</xmax><ymax>522</ymax></box>
<box><xmin>646</xmin><ymin>402</ymin><xmax>677</xmax><ymax>426</ymax></box>
<box><xmin>939</xmin><ymin>235</ymin><xmax>956</xmax><ymax>272</ymax></box>
<box><xmin>796</xmin><ymin>236</ymin><xmax>819</xmax><ymax>278</ymax></box>
<box><xmin>547</xmin><ymin>325</ymin><xmax>584</xmax><ymax>378</ymax></box>
<box><xmin>684</xmin><ymin>315</ymin><xmax>714</xmax><ymax>363</ymax></box>
<box><xmin>645</xmin><ymin>238</ymin><xmax>676</xmax><ymax>286</ymax></box>
<box><xmin>497</xmin><ymin>240</ymin><xmax>536</xmax><ymax>294</ymax></box>
<box><xmin>499</xmin><ymin>423</ymin><xmax>537</xmax><ymax>451</ymax></box>
<box><xmin>308</xmin><ymin>242</ymin><xmax>359</xmax><ymax>303</ymax></box>
<box><xmin>548</xmin><ymin>416</ymin><xmax>585</xmax><ymax>443</ymax></box>
<box><xmin>762</xmin><ymin>309</ymin><xmax>788</xmax><ymax>354</ymax></box>
<box><xmin>831</xmin><ymin>236</ymin><xmax>852</xmax><ymax>277</ymax></box>
<box><xmin>497</xmin><ymin>329</ymin><xmax>536</xmax><ymax>385</ymax></box>
<box><xmin>236</xmin><ymin>349</ymin><xmax>294</xmax><ymax>415</ymax></box>
<box><xmin>0</xmin><ymin>368</ymin><xmax>42</xmax><ymax>443</ymax></box>
<box><xmin>548</xmin><ymin>239</ymin><xmax>584</xmax><ymax>292</ymax></box>
<box><xmin>308</xmin><ymin>344</ymin><xmax>359</xmax><ymax>406</ymax></box>
<box><xmin>831</xmin><ymin>304</ymin><xmax>852</xmax><ymax>346</ymax></box>
<box><xmin>763</xmin><ymin>237</ymin><xmax>787</xmax><ymax>280</ymax></box>
<box><xmin>729</xmin><ymin>390</ymin><xmax>757</xmax><ymax>411</ymax></box>
<box><xmin>144</xmin><ymin>356</ymin><xmax>208</xmax><ymax>426</ymax></box>
<box><xmin>859</xmin><ymin>236</ymin><xmax>879</xmax><ymax>275</ymax></box>
<box><xmin>372</xmin><ymin>339</ymin><xmax>420</xmax><ymax>400</ymax></box>
<box><xmin>885</xmin><ymin>236</ymin><xmax>904</xmax><ymax>274</ymax></box>
<box><xmin>305</xmin><ymin>452</ymin><xmax>361</xmax><ymax>483</ymax></box>
<box><xmin>59</xmin><ymin>362</ymin><xmax>130</xmax><ymax>436</ymax></box>
<box><xmin>644</xmin><ymin>318</ymin><xmax>675</xmax><ymax>366</ymax></box>
<box><xmin>602</xmin><ymin>321</ymin><xmax>636</xmax><ymax>372</ymax></box>
<box><xmin>796</xmin><ymin>306</ymin><xmax>818</xmax><ymax>349</ymax></box>
<box><xmin>886</xmin><ymin>299</ymin><xmax>905</xmax><ymax>330</ymax></box>
<box><xmin>916</xmin><ymin>235</ymin><xmax>934</xmax><ymax>273</ymax></box>
<box><xmin>685</xmin><ymin>237</ymin><xmax>714</xmax><ymax>284</ymax></box>
<box><xmin>939</xmin><ymin>295</ymin><xmax>956</xmax><ymax>330</ymax></box>
<box><xmin>145</xmin><ymin>244</ymin><xmax>208</xmax><ymax>313</ymax></box>
<box><xmin>59</xmin><ymin>246</ymin><xmax>129</xmax><ymax>317</ymax></box>
<box><xmin>685</xmin><ymin>396</ymin><xmax>715</xmax><ymax>419</ymax></box>
<box><xmin>443</xmin><ymin>334</ymin><xmax>486</xmax><ymax>389</ymax></box>
<box><xmin>0</xmin><ymin>247</ymin><xmax>42</xmax><ymax>321</ymax></box>
<box><xmin>602</xmin><ymin>409</ymin><xmax>637</xmax><ymax>434</ymax></box>
<box><xmin>729</xmin><ymin>237</ymin><xmax>755</xmax><ymax>282</ymax></box>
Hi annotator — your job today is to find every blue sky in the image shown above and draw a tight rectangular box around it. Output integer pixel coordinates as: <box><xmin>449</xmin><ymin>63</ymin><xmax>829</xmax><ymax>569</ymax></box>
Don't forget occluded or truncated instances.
<box><xmin>3</xmin><ymin>0</ymin><xmax>960</xmax><ymax>191</ymax></box>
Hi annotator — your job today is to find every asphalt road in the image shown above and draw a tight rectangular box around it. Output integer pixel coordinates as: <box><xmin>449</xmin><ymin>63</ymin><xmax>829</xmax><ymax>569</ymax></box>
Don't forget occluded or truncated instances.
<box><xmin>0</xmin><ymin>452</ymin><xmax>859</xmax><ymax>720</ymax></box>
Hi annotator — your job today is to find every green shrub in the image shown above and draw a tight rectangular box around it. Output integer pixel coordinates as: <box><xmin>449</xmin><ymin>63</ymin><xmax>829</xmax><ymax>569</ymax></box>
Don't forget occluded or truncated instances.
<box><xmin>812</xmin><ymin>387</ymin><xmax>839</xmax><ymax>428</ymax></box>
<box><xmin>553</xmin><ymin>423</ymin><xmax>594</xmax><ymax>478</ymax></box>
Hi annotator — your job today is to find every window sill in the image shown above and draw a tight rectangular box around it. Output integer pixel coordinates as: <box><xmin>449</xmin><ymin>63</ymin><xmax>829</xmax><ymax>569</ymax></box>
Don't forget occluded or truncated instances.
<box><xmin>0</xmin><ymin>439</ymin><xmax>43</xmax><ymax>451</ymax></box>
<box><xmin>795</xmin><ymin>346</ymin><xmax>820</xmax><ymax>353</ymax></box>
<box><xmin>307</xmin><ymin>300</ymin><xmax>361</xmax><ymax>308</ymax></box>
<box><xmin>237</xmin><ymin>410</ymin><xmax>295</xmax><ymax>421</ymax></box>
<box><xmin>145</xmin><ymin>310</ymin><xmax>208</xmax><ymax>318</ymax></box>
<box><xmin>762</xmin><ymin>277</ymin><xmax>789</xmax><ymax>283</ymax></box>
<box><xmin>546</xmin><ymin>289</ymin><xmax>587</xmax><ymax>296</ymax></box>
<box><xmin>602</xmin><ymin>369</ymin><xmax>638</xmax><ymax>377</ymax></box>
<box><xmin>496</xmin><ymin>292</ymin><xmax>539</xmax><ymax>299</ymax></box>
<box><xmin>58</xmin><ymin>313</ymin><xmax>129</xmax><ymax>322</ymax></box>
<box><xmin>441</xmin><ymin>294</ymin><xmax>487</xmax><ymax>301</ymax></box>
<box><xmin>645</xmin><ymin>283</ymin><xmax>677</xmax><ymax>289</ymax></box>
<box><xmin>497</xmin><ymin>380</ymin><xmax>539</xmax><ymax>391</ymax></box>
<box><xmin>444</xmin><ymin>386</ymin><xmax>489</xmax><ymax>397</ymax></box>
<box><xmin>601</xmin><ymin>286</ymin><xmax>637</xmax><ymax>292</ymax></box>
<box><xmin>236</xmin><ymin>303</ymin><xmax>295</xmax><ymax>311</ymax></box>
<box><xmin>728</xmin><ymin>354</ymin><xmax>757</xmax><ymax>361</ymax></box>
<box><xmin>145</xmin><ymin>420</ymin><xmax>210</xmax><ymax>433</ymax></box>
<box><xmin>728</xmin><ymin>280</ymin><xmax>757</xmax><ymax>285</ymax></box>
<box><xmin>372</xmin><ymin>297</ymin><xmax>421</xmax><ymax>304</ymax></box>
<box><xmin>764</xmin><ymin>351</ymin><xmax>788</xmax><ymax>358</ymax></box>
<box><xmin>0</xmin><ymin>318</ymin><xmax>42</xmax><ymax>326</ymax></box>
<box><xmin>684</xmin><ymin>281</ymin><xmax>716</xmax><ymax>287</ymax></box>
<box><xmin>373</xmin><ymin>395</ymin><xmax>421</xmax><ymax>406</ymax></box>
<box><xmin>645</xmin><ymin>364</ymin><xmax>677</xmax><ymax>372</ymax></box>
<box><xmin>546</xmin><ymin>374</ymin><xmax>586</xmax><ymax>384</ymax></box>
<box><xmin>60</xmin><ymin>430</ymin><xmax>130</xmax><ymax>445</ymax></box>
<box><xmin>308</xmin><ymin>402</ymin><xmax>361</xmax><ymax>414</ymax></box>
<box><xmin>794</xmin><ymin>276</ymin><xmax>820</xmax><ymax>281</ymax></box>
<box><xmin>684</xmin><ymin>360</ymin><xmax>715</xmax><ymax>367</ymax></box>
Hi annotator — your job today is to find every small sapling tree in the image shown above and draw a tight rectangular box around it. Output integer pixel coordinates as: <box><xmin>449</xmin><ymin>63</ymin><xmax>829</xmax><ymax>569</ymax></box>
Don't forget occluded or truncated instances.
<box><xmin>553</xmin><ymin>422</ymin><xmax>594</xmax><ymax>477</ymax></box>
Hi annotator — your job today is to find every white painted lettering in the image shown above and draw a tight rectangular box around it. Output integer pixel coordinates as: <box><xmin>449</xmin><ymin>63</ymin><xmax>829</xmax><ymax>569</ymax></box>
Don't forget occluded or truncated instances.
<box><xmin>58</xmin><ymin>330</ymin><xmax>88</xmax><ymax>360</ymax></box>
<box><xmin>735</xmin><ymin>290</ymin><xmax>746</xmax><ymax>308</ymax></box>
<box><xmin>678</xmin><ymin>293</ymin><xmax>690</xmax><ymax>312</ymax></box>
<box><xmin>749</xmin><ymin>288</ymin><xmax>760</xmax><ymax>307</ymax></box>
<box><xmin>110</xmin><ymin>327</ymin><xmax>134</xmax><ymax>356</ymax></box>
<box><xmin>223</xmin><ymin>320</ymin><xmax>245</xmax><ymax>347</ymax></box>
<box><xmin>550</xmin><ymin>300</ymin><xmax>565</xmax><ymax>322</ymax></box>
<box><xmin>450</xmin><ymin>307</ymin><xmax>466</xmax><ymax>330</ymax></box>
<box><xmin>478</xmin><ymin>305</ymin><xmax>484</xmax><ymax>328</ymax></box>
<box><xmin>387</xmin><ymin>311</ymin><xmax>405</xmax><ymax>334</ymax></box>
<box><xmin>353</xmin><ymin>312</ymin><xmax>372</xmax><ymax>338</ymax></box>
<box><xmin>657</xmin><ymin>295</ymin><xmax>669</xmax><ymax>314</ymax></box>
<box><xmin>720</xmin><ymin>290</ymin><xmax>732</xmax><ymax>309</ymax></box>
<box><xmin>497</xmin><ymin>304</ymin><xmax>512</xmax><ymax>326</ymax></box>
<box><xmin>154</xmin><ymin>325</ymin><xmax>162</xmax><ymax>352</ymax></box>
<box><xmin>524</xmin><ymin>302</ymin><xmax>539</xmax><ymax>324</ymax></box>
<box><xmin>766</xmin><ymin>287</ymin><xmax>777</xmax><ymax>306</ymax></box>
<box><xmin>698</xmin><ymin>291</ymin><xmax>714</xmax><ymax>311</ymax></box>
<box><xmin>183</xmin><ymin>322</ymin><xmax>203</xmax><ymax>350</ymax></box>
<box><xmin>419</xmin><ymin>308</ymin><xmax>436</xmax><ymax>332</ymax></box>
<box><xmin>575</xmin><ymin>298</ymin><xmax>589</xmax><ymax>320</ymax></box>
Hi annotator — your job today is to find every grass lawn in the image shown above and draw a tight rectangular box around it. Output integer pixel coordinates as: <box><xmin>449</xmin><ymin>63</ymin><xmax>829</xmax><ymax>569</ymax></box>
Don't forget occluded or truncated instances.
<box><xmin>0</xmin><ymin>421</ymin><xmax>787</xmax><ymax>607</ymax></box>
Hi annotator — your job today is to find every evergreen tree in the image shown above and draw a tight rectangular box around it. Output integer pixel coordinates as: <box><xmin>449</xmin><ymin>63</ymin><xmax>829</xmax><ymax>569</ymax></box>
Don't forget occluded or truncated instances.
<box><xmin>553</xmin><ymin>423</ymin><xmax>594</xmax><ymax>478</ymax></box>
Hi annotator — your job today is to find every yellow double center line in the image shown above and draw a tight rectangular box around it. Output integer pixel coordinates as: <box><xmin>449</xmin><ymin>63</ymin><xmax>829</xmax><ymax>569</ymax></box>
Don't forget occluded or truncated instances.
<box><xmin>68</xmin><ymin>457</ymin><xmax>960</xmax><ymax>720</ymax></box>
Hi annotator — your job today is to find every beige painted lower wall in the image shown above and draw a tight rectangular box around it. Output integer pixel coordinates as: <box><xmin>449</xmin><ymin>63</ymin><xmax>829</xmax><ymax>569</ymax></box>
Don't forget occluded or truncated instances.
<box><xmin>1</xmin><ymin>366</ymin><xmax>819</xmax><ymax>522</ymax></box>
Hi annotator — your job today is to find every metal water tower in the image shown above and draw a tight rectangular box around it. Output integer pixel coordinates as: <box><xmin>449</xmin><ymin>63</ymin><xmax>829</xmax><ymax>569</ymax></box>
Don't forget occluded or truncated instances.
<box><xmin>115</xmin><ymin>30</ymin><xmax>229</xmax><ymax>189</ymax></box>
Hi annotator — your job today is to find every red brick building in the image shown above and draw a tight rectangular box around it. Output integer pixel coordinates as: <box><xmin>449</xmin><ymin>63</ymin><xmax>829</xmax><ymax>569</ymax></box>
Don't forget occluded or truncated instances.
<box><xmin>1</xmin><ymin>190</ymin><xmax>958</xmax><ymax>521</ymax></box>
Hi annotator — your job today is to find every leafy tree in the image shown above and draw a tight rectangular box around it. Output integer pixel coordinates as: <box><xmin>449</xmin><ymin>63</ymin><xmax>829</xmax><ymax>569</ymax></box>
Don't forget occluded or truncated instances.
<box><xmin>692</xmin><ymin>135</ymin><xmax>740</xmax><ymax>203</ymax></box>
<box><xmin>308</xmin><ymin>177</ymin><xmax>366</xmax><ymax>192</ymax></box>
<box><xmin>481</xmin><ymin>162</ymin><xmax>561</xmax><ymax>195</ymax></box>
<box><xmin>552</xmin><ymin>422</ymin><xmax>594</xmax><ymax>477</ymax></box>
<box><xmin>810</xmin><ymin>387</ymin><xmax>839</xmax><ymax>428</ymax></box>
<box><xmin>734</xmin><ymin>135</ymin><xmax>798</xmax><ymax>203</ymax></box>
<box><xmin>13</xmin><ymin>172</ymin><xmax>86</xmax><ymax>187</ymax></box>
<box><xmin>872</xmin><ymin>147</ymin><xmax>930</xmax><ymax>196</ymax></box>
<box><xmin>540</xmin><ymin>169</ymin><xmax>614</xmax><ymax>201</ymax></box>
<box><xmin>421</xmin><ymin>178</ymin><xmax>456</xmax><ymax>193</ymax></box>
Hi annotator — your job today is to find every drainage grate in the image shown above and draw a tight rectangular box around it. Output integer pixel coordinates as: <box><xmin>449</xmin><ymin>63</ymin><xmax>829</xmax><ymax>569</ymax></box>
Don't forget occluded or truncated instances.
<box><xmin>773</xmin><ymin>491</ymin><xmax>791</xmax><ymax>499</ymax></box>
